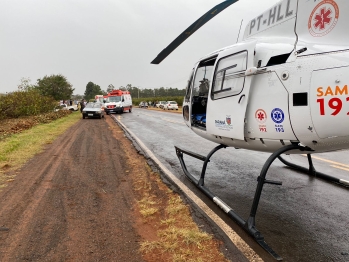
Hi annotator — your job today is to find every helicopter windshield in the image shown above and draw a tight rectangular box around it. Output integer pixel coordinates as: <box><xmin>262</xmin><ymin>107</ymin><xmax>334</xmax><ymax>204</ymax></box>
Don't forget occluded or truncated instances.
<box><xmin>193</xmin><ymin>62</ymin><xmax>214</xmax><ymax>98</ymax></box>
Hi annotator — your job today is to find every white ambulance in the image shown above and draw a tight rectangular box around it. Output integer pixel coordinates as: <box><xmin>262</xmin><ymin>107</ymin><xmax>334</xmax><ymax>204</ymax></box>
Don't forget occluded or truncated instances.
<box><xmin>104</xmin><ymin>90</ymin><xmax>132</xmax><ymax>114</ymax></box>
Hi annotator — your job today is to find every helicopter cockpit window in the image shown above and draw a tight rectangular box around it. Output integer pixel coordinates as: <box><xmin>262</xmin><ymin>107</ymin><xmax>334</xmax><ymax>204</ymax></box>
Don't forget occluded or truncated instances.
<box><xmin>193</xmin><ymin>59</ymin><xmax>215</xmax><ymax>97</ymax></box>
<box><xmin>212</xmin><ymin>51</ymin><xmax>247</xmax><ymax>100</ymax></box>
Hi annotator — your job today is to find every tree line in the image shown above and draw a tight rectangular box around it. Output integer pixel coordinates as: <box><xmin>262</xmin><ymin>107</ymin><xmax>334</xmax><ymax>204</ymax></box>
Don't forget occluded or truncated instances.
<box><xmin>121</xmin><ymin>84</ymin><xmax>186</xmax><ymax>98</ymax></box>
<box><xmin>5</xmin><ymin>75</ymin><xmax>186</xmax><ymax>104</ymax></box>
<box><xmin>83</xmin><ymin>82</ymin><xmax>186</xmax><ymax>101</ymax></box>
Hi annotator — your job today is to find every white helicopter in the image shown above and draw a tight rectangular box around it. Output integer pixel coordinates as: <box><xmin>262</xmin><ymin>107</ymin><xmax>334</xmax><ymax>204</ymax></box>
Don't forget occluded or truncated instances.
<box><xmin>152</xmin><ymin>0</ymin><xmax>349</xmax><ymax>260</ymax></box>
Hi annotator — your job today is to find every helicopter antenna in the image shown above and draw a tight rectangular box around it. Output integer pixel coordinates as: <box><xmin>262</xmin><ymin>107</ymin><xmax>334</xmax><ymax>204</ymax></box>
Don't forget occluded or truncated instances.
<box><xmin>236</xmin><ymin>19</ymin><xmax>243</xmax><ymax>43</ymax></box>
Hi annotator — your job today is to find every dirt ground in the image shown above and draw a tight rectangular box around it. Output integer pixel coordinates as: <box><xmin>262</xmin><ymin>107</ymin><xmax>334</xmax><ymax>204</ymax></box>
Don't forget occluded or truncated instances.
<box><xmin>0</xmin><ymin>115</ymin><xmax>232</xmax><ymax>262</ymax></box>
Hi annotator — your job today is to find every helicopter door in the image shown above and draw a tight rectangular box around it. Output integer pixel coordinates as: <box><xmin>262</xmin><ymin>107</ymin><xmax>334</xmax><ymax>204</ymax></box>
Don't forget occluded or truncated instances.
<box><xmin>207</xmin><ymin>41</ymin><xmax>256</xmax><ymax>140</ymax></box>
<box><xmin>190</xmin><ymin>57</ymin><xmax>216</xmax><ymax>130</ymax></box>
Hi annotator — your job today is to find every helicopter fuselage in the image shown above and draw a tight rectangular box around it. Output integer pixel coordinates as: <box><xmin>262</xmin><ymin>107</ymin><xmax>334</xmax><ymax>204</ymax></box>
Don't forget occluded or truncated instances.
<box><xmin>152</xmin><ymin>0</ymin><xmax>349</xmax><ymax>258</ymax></box>
<box><xmin>182</xmin><ymin>0</ymin><xmax>349</xmax><ymax>154</ymax></box>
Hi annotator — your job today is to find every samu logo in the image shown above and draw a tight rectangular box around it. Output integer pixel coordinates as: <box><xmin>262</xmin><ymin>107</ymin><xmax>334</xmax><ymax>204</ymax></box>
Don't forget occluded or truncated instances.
<box><xmin>308</xmin><ymin>0</ymin><xmax>339</xmax><ymax>37</ymax></box>
<box><xmin>271</xmin><ymin>108</ymin><xmax>284</xmax><ymax>124</ymax></box>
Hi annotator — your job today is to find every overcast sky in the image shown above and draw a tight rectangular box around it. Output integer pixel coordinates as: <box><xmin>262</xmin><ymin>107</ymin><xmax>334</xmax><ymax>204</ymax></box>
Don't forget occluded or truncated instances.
<box><xmin>0</xmin><ymin>0</ymin><xmax>278</xmax><ymax>95</ymax></box>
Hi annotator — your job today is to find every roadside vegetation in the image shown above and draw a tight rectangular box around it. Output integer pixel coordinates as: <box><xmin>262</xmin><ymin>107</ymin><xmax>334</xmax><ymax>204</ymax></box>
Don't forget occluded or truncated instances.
<box><xmin>0</xmin><ymin>75</ymin><xmax>78</xmax><ymax>141</ymax></box>
<box><xmin>0</xmin><ymin>74</ymin><xmax>80</xmax><ymax>188</ymax></box>
<box><xmin>1</xmin><ymin>74</ymin><xmax>75</xmax><ymax>119</ymax></box>
<box><xmin>0</xmin><ymin>90</ymin><xmax>57</xmax><ymax>120</ymax></box>
<box><xmin>0</xmin><ymin>112</ymin><xmax>81</xmax><ymax>188</ymax></box>
<box><xmin>0</xmin><ymin>110</ymin><xmax>73</xmax><ymax>141</ymax></box>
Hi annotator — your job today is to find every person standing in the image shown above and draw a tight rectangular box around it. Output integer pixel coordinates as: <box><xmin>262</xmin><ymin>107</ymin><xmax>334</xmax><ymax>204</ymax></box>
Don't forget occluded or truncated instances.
<box><xmin>80</xmin><ymin>99</ymin><xmax>85</xmax><ymax>113</ymax></box>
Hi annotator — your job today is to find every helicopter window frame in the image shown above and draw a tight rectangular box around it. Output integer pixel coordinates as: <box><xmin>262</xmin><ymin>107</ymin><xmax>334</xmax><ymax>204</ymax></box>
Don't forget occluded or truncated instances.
<box><xmin>211</xmin><ymin>51</ymin><xmax>248</xmax><ymax>100</ymax></box>
<box><xmin>191</xmin><ymin>56</ymin><xmax>217</xmax><ymax>99</ymax></box>
<box><xmin>185</xmin><ymin>68</ymin><xmax>195</xmax><ymax>102</ymax></box>
<box><xmin>212</xmin><ymin>64</ymin><xmax>237</xmax><ymax>94</ymax></box>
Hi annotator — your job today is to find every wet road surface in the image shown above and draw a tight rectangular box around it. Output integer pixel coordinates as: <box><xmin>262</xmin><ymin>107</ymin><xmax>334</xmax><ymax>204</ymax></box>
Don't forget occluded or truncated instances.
<box><xmin>114</xmin><ymin>108</ymin><xmax>349</xmax><ymax>262</ymax></box>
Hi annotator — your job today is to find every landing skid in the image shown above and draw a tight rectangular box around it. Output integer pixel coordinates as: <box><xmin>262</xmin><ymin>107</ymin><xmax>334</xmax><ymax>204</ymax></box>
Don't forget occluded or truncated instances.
<box><xmin>175</xmin><ymin>143</ymin><xmax>316</xmax><ymax>261</ymax></box>
<box><xmin>278</xmin><ymin>155</ymin><xmax>349</xmax><ymax>187</ymax></box>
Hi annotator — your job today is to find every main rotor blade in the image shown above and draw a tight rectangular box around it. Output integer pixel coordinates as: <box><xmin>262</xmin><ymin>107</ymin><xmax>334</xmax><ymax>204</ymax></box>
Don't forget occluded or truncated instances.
<box><xmin>151</xmin><ymin>0</ymin><xmax>239</xmax><ymax>64</ymax></box>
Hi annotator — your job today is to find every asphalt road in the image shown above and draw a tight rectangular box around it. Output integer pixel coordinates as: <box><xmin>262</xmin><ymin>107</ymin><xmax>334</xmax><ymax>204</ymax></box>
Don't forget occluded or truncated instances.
<box><xmin>114</xmin><ymin>108</ymin><xmax>349</xmax><ymax>262</ymax></box>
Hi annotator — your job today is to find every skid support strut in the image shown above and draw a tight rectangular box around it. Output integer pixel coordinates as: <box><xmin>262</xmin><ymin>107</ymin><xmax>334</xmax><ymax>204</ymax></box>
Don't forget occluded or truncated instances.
<box><xmin>278</xmin><ymin>154</ymin><xmax>349</xmax><ymax>187</ymax></box>
<box><xmin>175</xmin><ymin>143</ymin><xmax>311</xmax><ymax>261</ymax></box>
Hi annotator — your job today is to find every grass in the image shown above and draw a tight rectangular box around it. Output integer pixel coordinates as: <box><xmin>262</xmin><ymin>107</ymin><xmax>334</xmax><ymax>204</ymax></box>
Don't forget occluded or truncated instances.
<box><xmin>139</xmin><ymin>195</ymin><xmax>159</xmax><ymax>218</ymax></box>
<box><xmin>140</xmin><ymin>207</ymin><xmax>159</xmax><ymax>218</ymax></box>
<box><xmin>0</xmin><ymin>112</ymin><xmax>81</xmax><ymax>187</ymax></box>
<box><xmin>140</xmin><ymin>241</ymin><xmax>161</xmax><ymax>253</ymax></box>
<box><xmin>137</xmin><ymin>182</ymin><xmax>227</xmax><ymax>261</ymax></box>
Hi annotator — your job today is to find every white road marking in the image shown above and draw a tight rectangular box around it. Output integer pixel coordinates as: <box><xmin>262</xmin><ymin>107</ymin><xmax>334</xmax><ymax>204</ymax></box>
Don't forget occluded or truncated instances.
<box><xmin>112</xmin><ymin>115</ymin><xmax>263</xmax><ymax>262</ymax></box>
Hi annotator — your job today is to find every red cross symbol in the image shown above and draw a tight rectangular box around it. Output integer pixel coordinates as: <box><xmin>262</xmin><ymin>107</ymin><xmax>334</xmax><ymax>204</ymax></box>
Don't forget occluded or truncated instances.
<box><xmin>314</xmin><ymin>7</ymin><xmax>332</xmax><ymax>30</ymax></box>
<box><xmin>257</xmin><ymin>112</ymin><xmax>265</xmax><ymax>121</ymax></box>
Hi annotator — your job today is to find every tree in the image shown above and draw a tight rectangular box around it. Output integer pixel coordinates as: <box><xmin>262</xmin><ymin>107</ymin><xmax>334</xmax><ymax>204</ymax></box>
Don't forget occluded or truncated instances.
<box><xmin>114</xmin><ymin>83</ymin><xmax>186</xmax><ymax>98</ymax></box>
<box><xmin>34</xmin><ymin>74</ymin><xmax>74</xmax><ymax>100</ymax></box>
<box><xmin>84</xmin><ymin>81</ymin><xmax>103</xmax><ymax>101</ymax></box>
<box><xmin>18</xmin><ymin>77</ymin><xmax>35</xmax><ymax>92</ymax></box>
<box><xmin>107</xmin><ymin>84</ymin><xmax>114</xmax><ymax>93</ymax></box>
<box><xmin>124</xmin><ymin>84</ymin><xmax>139</xmax><ymax>98</ymax></box>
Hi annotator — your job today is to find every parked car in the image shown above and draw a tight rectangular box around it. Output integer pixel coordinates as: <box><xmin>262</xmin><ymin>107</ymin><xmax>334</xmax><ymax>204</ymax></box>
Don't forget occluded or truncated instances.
<box><xmin>56</xmin><ymin>104</ymin><xmax>78</xmax><ymax>111</ymax></box>
<box><xmin>97</xmin><ymin>101</ymin><xmax>105</xmax><ymax>110</ymax></box>
<box><xmin>163</xmin><ymin>101</ymin><xmax>179</xmax><ymax>110</ymax></box>
<box><xmin>139</xmin><ymin>101</ymin><xmax>148</xmax><ymax>108</ymax></box>
<box><xmin>82</xmin><ymin>102</ymin><xmax>105</xmax><ymax>119</ymax></box>
<box><xmin>156</xmin><ymin>101</ymin><xmax>167</xmax><ymax>109</ymax></box>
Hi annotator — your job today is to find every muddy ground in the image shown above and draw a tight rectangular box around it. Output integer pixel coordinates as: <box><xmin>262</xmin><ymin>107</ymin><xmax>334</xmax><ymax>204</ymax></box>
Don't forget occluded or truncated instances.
<box><xmin>0</xmin><ymin>115</ymin><xmax>234</xmax><ymax>262</ymax></box>
<box><xmin>0</xmin><ymin>115</ymin><xmax>145</xmax><ymax>261</ymax></box>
